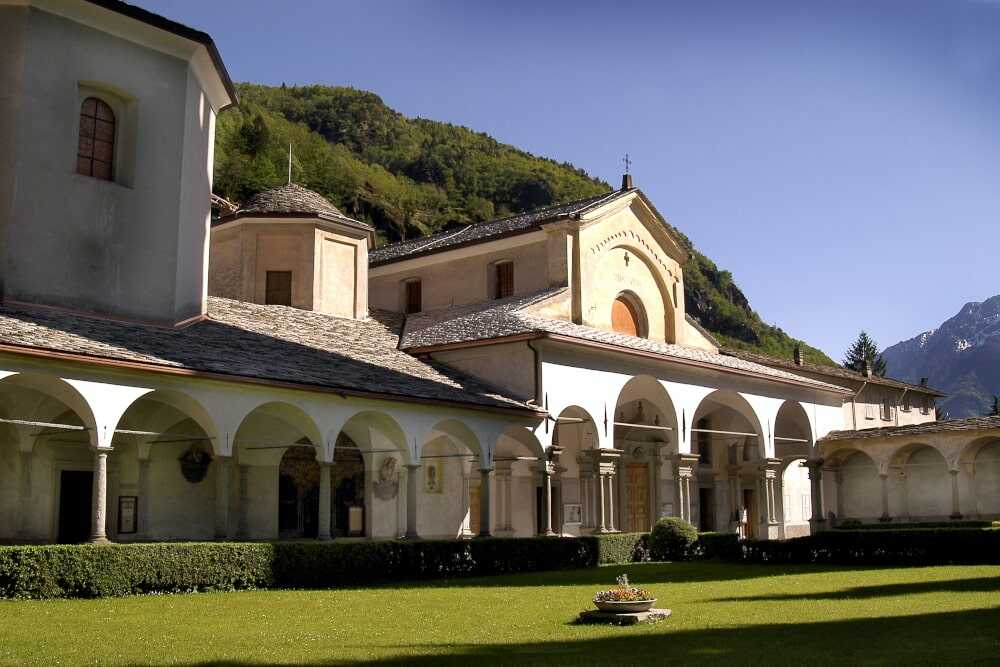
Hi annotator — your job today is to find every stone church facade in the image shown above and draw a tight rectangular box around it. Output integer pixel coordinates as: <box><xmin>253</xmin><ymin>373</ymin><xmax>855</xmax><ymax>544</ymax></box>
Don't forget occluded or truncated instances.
<box><xmin>0</xmin><ymin>0</ymin><xmax>997</xmax><ymax>546</ymax></box>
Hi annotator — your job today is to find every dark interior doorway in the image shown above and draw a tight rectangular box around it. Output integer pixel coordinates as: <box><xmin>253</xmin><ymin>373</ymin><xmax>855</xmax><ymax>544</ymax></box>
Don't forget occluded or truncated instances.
<box><xmin>535</xmin><ymin>485</ymin><xmax>561</xmax><ymax>534</ymax></box>
<box><xmin>699</xmin><ymin>487</ymin><xmax>715</xmax><ymax>532</ymax></box>
<box><xmin>58</xmin><ymin>470</ymin><xmax>93</xmax><ymax>543</ymax></box>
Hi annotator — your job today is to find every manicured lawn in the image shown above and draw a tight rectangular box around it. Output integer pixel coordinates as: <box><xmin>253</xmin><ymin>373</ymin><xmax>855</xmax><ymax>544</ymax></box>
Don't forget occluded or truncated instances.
<box><xmin>1</xmin><ymin>562</ymin><xmax>999</xmax><ymax>665</ymax></box>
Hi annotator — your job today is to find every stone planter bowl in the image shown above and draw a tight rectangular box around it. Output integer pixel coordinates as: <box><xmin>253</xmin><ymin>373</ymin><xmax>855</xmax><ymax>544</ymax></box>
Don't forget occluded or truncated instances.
<box><xmin>594</xmin><ymin>599</ymin><xmax>657</xmax><ymax>613</ymax></box>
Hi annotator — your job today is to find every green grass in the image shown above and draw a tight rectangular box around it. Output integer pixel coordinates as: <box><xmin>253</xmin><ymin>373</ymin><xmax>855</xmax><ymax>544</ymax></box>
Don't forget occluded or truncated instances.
<box><xmin>1</xmin><ymin>562</ymin><xmax>998</xmax><ymax>665</ymax></box>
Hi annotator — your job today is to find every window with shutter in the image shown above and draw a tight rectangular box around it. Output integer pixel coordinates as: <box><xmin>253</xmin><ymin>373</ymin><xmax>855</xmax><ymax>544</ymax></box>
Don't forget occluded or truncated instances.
<box><xmin>495</xmin><ymin>262</ymin><xmax>514</xmax><ymax>299</ymax></box>
<box><xmin>405</xmin><ymin>280</ymin><xmax>422</xmax><ymax>314</ymax></box>
<box><xmin>77</xmin><ymin>97</ymin><xmax>116</xmax><ymax>181</ymax></box>
<box><xmin>265</xmin><ymin>271</ymin><xmax>292</xmax><ymax>306</ymax></box>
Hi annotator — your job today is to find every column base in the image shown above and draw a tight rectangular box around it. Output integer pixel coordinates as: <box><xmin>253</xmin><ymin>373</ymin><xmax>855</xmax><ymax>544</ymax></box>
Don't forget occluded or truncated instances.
<box><xmin>88</xmin><ymin>536</ymin><xmax>111</xmax><ymax>545</ymax></box>
<box><xmin>879</xmin><ymin>515</ymin><xmax>892</xmax><ymax>523</ymax></box>
<box><xmin>950</xmin><ymin>513</ymin><xmax>963</xmax><ymax>520</ymax></box>
<box><xmin>403</xmin><ymin>533</ymin><xmax>422</xmax><ymax>541</ymax></box>
<box><xmin>316</xmin><ymin>534</ymin><xmax>333</xmax><ymax>541</ymax></box>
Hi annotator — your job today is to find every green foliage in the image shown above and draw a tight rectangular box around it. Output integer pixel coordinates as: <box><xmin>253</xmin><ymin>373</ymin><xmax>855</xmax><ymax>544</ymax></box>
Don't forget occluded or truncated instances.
<box><xmin>649</xmin><ymin>517</ymin><xmax>699</xmax><ymax>561</ymax></box>
<box><xmin>843</xmin><ymin>330</ymin><xmax>887</xmax><ymax>376</ymax></box>
<box><xmin>694</xmin><ymin>532</ymin><xmax>742</xmax><ymax>560</ymax></box>
<box><xmin>744</xmin><ymin>527</ymin><xmax>1000</xmax><ymax>565</ymax></box>
<box><xmin>214</xmin><ymin>82</ymin><xmax>835</xmax><ymax>364</ymax></box>
<box><xmin>833</xmin><ymin>520</ymin><xmax>999</xmax><ymax>530</ymax></box>
<box><xmin>991</xmin><ymin>395</ymin><xmax>1000</xmax><ymax>416</ymax></box>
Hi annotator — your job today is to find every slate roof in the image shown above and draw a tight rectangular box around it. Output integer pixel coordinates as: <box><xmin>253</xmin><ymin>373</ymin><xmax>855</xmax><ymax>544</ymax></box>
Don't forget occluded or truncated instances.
<box><xmin>369</xmin><ymin>189</ymin><xmax>634</xmax><ymax>266</ymax></box>
<box><xmin>722</xmin><ymin>349</ymin><xmax>946</xmax><ymax>397</ymax></box>
<box><xmin>819</xmin><ymin>415</ymin><xmax>1000</xmax><ymax>443</ymax></box>
<box><xmin>219</xmin><ymin>184</ymin><xmax>372</xmax><ymax>230</ymax></box>
<box><xmin>0</xmin><ymin>298</ymin><xmax>534</xmax><ymax>412</ymax></box>
<box><xmin>400</xmin><ymin>289</ymin><xmax>850</xmax><ymax>393</ymax></box>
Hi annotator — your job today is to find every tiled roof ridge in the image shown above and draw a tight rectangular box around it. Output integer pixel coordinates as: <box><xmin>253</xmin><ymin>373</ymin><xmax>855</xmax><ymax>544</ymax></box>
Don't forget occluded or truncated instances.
<box><xmin>722</xmin><ymin>347</ymin><xmax>946</xmax><ymax>396</ymax></box>
<box><xmin>819</xmin><ymin>415</ymin><xmax>1000</xmax><ymax>442</ymax></box>
<box><xmin>369</xmin><ymin>189</ymin><xmax>630</xmax><ymax>264</ymax></box>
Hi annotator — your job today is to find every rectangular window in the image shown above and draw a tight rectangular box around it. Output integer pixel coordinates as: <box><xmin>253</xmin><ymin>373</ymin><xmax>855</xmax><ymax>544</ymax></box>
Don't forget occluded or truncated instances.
<box><xmin>405</xmin><ymin>280</ymin><xmax>422</xmax><ymax>314</ymax></box>
<box><xmin>495</xmin><ymin>262</ymin><xmax>514</xmax><ymax>299</ymax></box>
<box><xmin>921</xmin><ymin>397</ymin><xmax>931</xmax><ymax>416</ymax></box>
<box><xmin>265</xmin><ymin>271</ymin><xmax>292</xmax><ymax>306</ymax></box>
<box><xmin>880</xmin><ymin>393</ymin><xmax>893</xmax><ymax>421</ymax></box>
<box><xmin>864</xmin><ymin>400</ymin><xmax>875</xmax><ymax>420</ymax></box>
<box><xmin>902</xmin><ymin>394</ymin><xmax>911</xmax><ymax>412</ymax></box>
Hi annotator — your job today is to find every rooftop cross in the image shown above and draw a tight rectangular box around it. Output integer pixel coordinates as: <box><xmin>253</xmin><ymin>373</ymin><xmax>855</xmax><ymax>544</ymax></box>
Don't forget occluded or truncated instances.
<box><xmin>622</xmin><ymin>153</ymin><xmax>632</xmax><ymax>175</ymax></box>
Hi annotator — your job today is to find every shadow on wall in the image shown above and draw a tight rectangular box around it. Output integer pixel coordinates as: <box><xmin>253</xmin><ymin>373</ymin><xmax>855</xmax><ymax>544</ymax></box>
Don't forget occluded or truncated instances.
<box><xmin>177</xmin><ymin>604</ymin><xmax>1000</xmax><ymax>666</ymax></box>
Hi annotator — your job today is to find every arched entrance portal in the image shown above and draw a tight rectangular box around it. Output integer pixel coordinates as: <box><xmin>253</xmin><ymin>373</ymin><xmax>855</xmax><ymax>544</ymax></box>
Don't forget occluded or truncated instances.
<box><xmin>331</xmin><ymin>435</ymin><xmax>365</xmax><ymax>537</ymax></box>
<box><xmin>278</xmin><ymin>444</ymin><xmax>320</xmax><ymax>538</ymax></box>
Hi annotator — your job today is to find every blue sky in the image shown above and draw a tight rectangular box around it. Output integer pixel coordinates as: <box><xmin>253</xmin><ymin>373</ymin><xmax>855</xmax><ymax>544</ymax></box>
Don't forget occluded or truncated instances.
<box><xmin>144</xmin><ymin>0</ymin><xmax>1000</xmax><ymax>361</ymax></box>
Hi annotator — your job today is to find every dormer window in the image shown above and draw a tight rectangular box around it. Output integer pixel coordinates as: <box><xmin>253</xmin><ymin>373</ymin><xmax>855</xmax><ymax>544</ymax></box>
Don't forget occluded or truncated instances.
<box><xmin>77</xmin><ymin>97</ymin><xmax>116</xmax><ymax>181</ymax></box>
<box><xmin>265</xmin><ymin>271</ymin><xmax>292</xmax><ymax>306</ymax></box>
<box><xmin>404</xmin><ymin>280</ymin><xmax>422</xmax><ymax>314</ymax></box>
<box><xmin>494</xmin><ymin>261</ymin><xmax>514</xmax><ymax>299</ymax></box>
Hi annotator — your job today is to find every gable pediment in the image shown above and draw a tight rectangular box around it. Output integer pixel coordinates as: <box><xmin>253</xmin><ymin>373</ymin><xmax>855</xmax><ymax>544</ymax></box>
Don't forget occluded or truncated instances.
<box><xmin>576</xmin><ymin>190</ymin><xmax>688</xmax><ymax>266</ymax></box>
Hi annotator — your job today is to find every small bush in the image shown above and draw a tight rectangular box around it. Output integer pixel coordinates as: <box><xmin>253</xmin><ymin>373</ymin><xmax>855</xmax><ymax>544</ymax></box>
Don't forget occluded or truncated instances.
<box><xmin>696</xmin><ymin>532</ymin><xmax>742</xmax><ymax>560</ymax></box>
<box><xmin>649</xmin><ymin>517</ymin><xmax>699</xmax><ymax>561</ymax></box>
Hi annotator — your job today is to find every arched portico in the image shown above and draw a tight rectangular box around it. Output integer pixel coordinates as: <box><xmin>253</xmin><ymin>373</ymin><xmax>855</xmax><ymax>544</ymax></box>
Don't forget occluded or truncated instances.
<box><xmin>335</xmin><ymin>410</ymin><xmax>410</xmax><ymax>540</ymax></box>
<box><xmin>690</xmin><ymin>390</ymin><xmax>774</xmax><ymax>538</ymax></box>
<box><xmin>494</xmin><ymin>425</ymin><xmax>544</xmax><ymax>537</ymax></box>
<box><xmin>552</xmin><ymin>405</ymin><xmax>606</xmax><ymax>535</ymax></box>
<box><xmin>888</xmin><ymin>443</ymin><xmax>952</xmax><ymax>520</ymax></box>
<box><xmin>0</xmin><ymin>373</ymin><xmax>99</xmax><ymax>543</ymax></box>
<box><xmin>232</xmin><ymin>401</ymin><xmax>323</xmax><ymax>540</ymax></box>
<box><xmin>417</xmin><ymin>419</ymin><xmax>482</xmax><ymax>539</ymax></box>
<box><xmin>960</xmin><ymin>437</ymin><xmax>1000</xmax><ymax>518</ymax></box>
<box><xmin>825</xmin><ymin>448</ymin><xmax>883</xmax><ymax>522</ymax></box>
<box><xmin>773</xmin><ymin>401</ymin><xmax>815</xmax><ymax>538</ymax></box>
<box><xmin>614</xmin><ymin>376</ymin><xmax>678</xmax><ymax>532</ymax></box>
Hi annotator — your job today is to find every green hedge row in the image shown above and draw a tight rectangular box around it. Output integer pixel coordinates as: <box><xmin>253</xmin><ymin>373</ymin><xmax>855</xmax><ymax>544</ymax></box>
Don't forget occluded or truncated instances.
<box><xmin>0</xmin><ymin>534</ymin><xmax>657</xmax><ymax>599</ymax></box>
<box><xmin>744</xmin><ymin>528</ymin><xmax>1000</xmax><ymax>565</ymax></box>
<box><xmin>835</xmin><ymin>520</ymin><xmax>1000</xmax><ymax>530</ymax></box>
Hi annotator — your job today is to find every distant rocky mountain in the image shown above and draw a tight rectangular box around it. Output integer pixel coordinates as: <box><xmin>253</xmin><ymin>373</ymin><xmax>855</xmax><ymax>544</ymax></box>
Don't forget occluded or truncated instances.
<box><xmin>882</xmin><ymin>295</ymin><xmax>1000</xmax><ymax>418</ymax></box>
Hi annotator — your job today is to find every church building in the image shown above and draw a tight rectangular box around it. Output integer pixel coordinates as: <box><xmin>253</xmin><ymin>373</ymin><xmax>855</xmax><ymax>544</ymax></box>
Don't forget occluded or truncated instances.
<box><xmin>0</xmin><ymin>0</ymin><xmax>997</xmax><ymax>546</ymax></box>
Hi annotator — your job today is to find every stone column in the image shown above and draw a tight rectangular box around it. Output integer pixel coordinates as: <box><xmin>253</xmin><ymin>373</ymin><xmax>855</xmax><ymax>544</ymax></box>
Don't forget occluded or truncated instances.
<box><xmin>949</xmin><ymin>468</ymin><xmax>962</xmax><ymax>519</ymax></box>
<box><xmin>760</xmin><ymin>459</ymin><xmax>781</xmax><ymax>539</ymax></box>
<box><xmin>237</xmin><ymin>464</ymin><xmax>250</xmax><ymax>538</ymax></box>
<box><xmin>137</xmin><ymin>457</ymin><xmax>151</xmax><ymax>539</ymax></box>
<box><xmin>835</xmin><ymin>468</ymin><xmax>845</xmax><ymax>520</ymax></box>
<box><xmin>541</xmin><ymin>463</ymin><xmax>556</xmax><ymax>536</ymax></box>
<box><xmin>215</xmin><ymin>456</ymin><xmax>232</xmax><ymax>539</ymax></box>
<box><xmin>318</xmin><ymin>462</ymin><xmax>332</xmax><ymax>540</ymax></box>
<box><xmin>879</xmin><ymin>472</ymin><xmax>891</xmax><ymax>522</ymax></box>
<box><xmin>405</xmin><ymin>463</ymin><xmax>421</xmax><ymax>539</ymax></box>
<box><xmin>16</xmin><ymin>450</ymin><xmax>32</xmax><ymax>540</ymax></box>
<box><xmin>806</xmin><ymin>459</ymin><xmax>825</xmax><ymax>534</ymax></box>
<box><xmin>479</xmin><ymin>468</ymin><xmax>492</xmax><ymax>537</ymax></box>
<box><xmin>579</xmin><ymin>465</ymin><xmax>591</xmax><ymax>529</ymax></box>
<box><xmin>673</xmin><ymin>454</ymin><xmax>699</xmax><ymax>525</ymax></box>
<box><xmin>596</xmin><ymin>471</ymin><xmax>607</xmax><ymax>533</ymax></box>
<box><xmin>89</xmin><ymin>448</ymin><xmax>110</xmax><ymax>544</ymax></box>
<box><xmin>606</xmin><ymin>473</ymin><xmax>617</xmax><ymax>532</ymax></box>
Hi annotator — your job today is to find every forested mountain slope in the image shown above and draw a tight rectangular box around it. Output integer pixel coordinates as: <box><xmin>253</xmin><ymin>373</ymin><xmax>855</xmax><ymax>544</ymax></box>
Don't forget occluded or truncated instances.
<box><xmin>213</xmin><ymin>83</ymin><xmax>833</xmax><ymax>364</ymax></box>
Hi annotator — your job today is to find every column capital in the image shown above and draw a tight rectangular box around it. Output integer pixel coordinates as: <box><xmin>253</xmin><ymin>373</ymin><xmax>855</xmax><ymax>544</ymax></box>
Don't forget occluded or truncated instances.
<box><xmin>673</xmin><ymin>453</ymin><xmax>700</xmax><ymax>478</ymax></box>
<box><xmin>404</xmin><ymin>462</ymin><xmax>422</xmax><ymax>470</ymax></box>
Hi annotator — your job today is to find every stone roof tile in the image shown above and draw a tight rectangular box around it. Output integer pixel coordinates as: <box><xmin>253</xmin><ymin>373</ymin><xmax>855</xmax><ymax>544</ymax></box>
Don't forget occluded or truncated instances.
<box><xmin>400</xmin><ymin>290</ymin><xmax>850</xmax><ymax>393</ymax></box>
<box><xmin>0</xmin><ymin>298</ymin><xmax>531</xmax><ymax>412</ymax></box>
<box><xmin>819</xmin><ymin>415</ymin><xmax>1000</xmax><ymax>443</ymax></box>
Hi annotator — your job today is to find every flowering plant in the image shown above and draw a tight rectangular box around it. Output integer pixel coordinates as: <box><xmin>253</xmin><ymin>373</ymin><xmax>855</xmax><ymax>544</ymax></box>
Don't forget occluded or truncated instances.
<box><xmin>593</xmin><ymin>574</ymin><xmax>654</xmax><ymax>603</ymax></box>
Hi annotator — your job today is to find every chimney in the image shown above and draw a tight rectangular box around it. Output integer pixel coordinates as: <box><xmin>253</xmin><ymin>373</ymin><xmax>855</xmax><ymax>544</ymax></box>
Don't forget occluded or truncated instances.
<box><xmin>919</xmin><ymin>377</ymin><xmax>928</xmax><ymax>387</ymax></box>
<box><xmin>793</xmin><ymin>345</ymin><xmax>803</xmax><ymax>366</ymax></box>
<box><xmin>621</xmin><ymin>173</ymin><xmax>633</xmax><ymax>191</ymax></box>
<box><xmin>862</xmin><ymin>360</ymin><xmax>873</xmax><ymax>378</ymax></box>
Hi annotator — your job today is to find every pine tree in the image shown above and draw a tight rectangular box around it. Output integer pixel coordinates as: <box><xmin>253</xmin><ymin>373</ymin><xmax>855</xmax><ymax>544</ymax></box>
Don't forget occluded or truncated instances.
<box><xmin>843</xmin><ymin>330</ymin><xmax>887</xmax><ymax>377</ymax></box>
<box><xmin>990</xmin><ymin>395</ymin><xmax>1000</xmax><ymax>417</ymax></box>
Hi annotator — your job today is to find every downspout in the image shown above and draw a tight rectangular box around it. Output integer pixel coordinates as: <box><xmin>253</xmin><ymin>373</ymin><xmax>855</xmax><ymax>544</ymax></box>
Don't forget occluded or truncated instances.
<box><xmin>851</xmin><ymin>379</ymin><xmax>868</xmax><ymax>431</ymax></box>
<box><xmin>526</xmin><ymin>339</ymin><xmax>544</xmax><ymax>408</ymax></box>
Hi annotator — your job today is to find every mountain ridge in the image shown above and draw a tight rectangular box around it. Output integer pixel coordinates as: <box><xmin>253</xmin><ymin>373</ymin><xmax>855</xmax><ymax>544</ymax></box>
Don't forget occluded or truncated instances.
<box><xmin>213</xmin><ymin>83</ymin><xmax>834</xmax><ymax>365</ymax></box>
<box><xmin>883</xmin><ymin>295</ymin><xmax>1000</xmax><ymax>417</ymax></box>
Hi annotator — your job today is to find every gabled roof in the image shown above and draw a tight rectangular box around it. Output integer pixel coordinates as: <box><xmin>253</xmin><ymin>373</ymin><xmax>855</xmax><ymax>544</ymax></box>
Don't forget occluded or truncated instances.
<box><xmin>401</xmin><ymin>290</ymin><xmax>850</xmax><ymax>394</ymax></box>
<box><xmin>819</xmin><ymin>415</ymin><xmax>1000</xmax><ymax>443</ymax></box>
<box><xmin>0</xmin><ymin>298</ymin><xmax>536</xmax><ymax>414</ymax></box>
<box><xmin>722</xmin><ymin>349</ymin><xmax>946</xmax><ymax>397</ymax></box>
<box><xmin>369</xmin><ymin>188</ymin><xmax>641</xmax><ymax>266</ymax></box>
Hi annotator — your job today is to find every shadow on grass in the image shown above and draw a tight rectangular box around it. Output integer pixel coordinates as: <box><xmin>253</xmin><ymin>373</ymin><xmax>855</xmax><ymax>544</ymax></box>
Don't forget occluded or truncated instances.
<box><xmin>711</xmin><ymin>575</ymin><xmax>1000</xmax><ymax>602</ymax></box>
<box><xmin>182</xmin><ymin>605</ymin><xmax>1000</xmax><ymax>666</ymax></box>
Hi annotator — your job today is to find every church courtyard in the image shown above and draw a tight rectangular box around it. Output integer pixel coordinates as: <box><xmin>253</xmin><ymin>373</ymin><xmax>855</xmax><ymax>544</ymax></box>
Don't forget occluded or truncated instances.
<box><xmin>0</xmin><ymin>562</ymin><xmax>997</xmax><ymax>665</ymax></box>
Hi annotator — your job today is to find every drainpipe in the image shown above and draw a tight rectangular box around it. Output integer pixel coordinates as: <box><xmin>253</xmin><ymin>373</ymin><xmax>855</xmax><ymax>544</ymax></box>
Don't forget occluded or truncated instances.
<box><xmin>526</xmin><ymin>339</ymin><xmax>544</xmax><ymax>407</ymax></box>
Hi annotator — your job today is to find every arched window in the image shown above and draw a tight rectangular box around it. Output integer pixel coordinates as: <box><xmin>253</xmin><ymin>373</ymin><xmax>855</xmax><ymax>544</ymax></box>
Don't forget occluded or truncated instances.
<box><xmin>611</xmin><ymin>292</ymin><xmax>648</xmax><ymax>338</ymax></box>
<box><xmin>77</xmin><ymin>97</ymin><xmax>115</xmax><ymax>181</ymax></box>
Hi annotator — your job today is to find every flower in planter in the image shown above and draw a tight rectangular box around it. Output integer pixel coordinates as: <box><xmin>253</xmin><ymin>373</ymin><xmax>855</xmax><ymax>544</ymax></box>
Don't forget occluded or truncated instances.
<box><xmin>593</xmin><ymin>574</ymin><xmax>654</xmax><ymax>602</ymax></box>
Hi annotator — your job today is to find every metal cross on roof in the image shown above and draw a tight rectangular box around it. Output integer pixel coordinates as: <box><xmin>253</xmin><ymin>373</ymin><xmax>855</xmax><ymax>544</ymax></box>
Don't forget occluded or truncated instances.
<box><xmin>622</xmin><ymin>153</ymin><xmax>632</xmax><ymax>174</ymax></box>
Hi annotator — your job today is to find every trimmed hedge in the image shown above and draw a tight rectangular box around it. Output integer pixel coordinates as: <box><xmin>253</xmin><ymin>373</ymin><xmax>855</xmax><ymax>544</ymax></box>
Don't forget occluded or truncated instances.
<box><xmin>745</xmin><ymin>528</ymin><xmax>1000</xmax><ymax>565</ymax></box>
<box><xmin>834</xmin><ymin>520</ymin><xmax>1000</xmax><ymax>531</ymax></box>
<box><xmin>0</xmin><ymin>535</ymin><xmax>654</xmax><ymax>599</ymax></box>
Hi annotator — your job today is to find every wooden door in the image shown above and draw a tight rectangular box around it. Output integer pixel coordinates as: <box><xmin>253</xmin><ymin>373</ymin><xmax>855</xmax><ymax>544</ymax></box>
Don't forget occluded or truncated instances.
<box><xmin>626</xmin><ymin>463</ymin><xmax>649</xmax><ymax>532</ymax></box>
